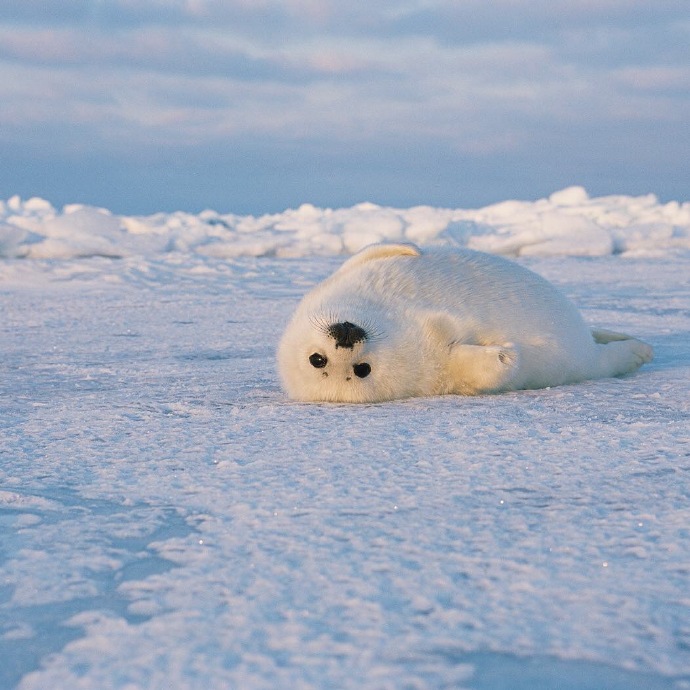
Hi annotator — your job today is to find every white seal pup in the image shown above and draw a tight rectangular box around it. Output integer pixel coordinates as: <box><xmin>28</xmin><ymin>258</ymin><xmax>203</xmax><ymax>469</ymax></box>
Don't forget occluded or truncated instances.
<box><xmin>277</xmin><ymin>243</ymin><xmax>653</xmax><ymax>403</ymax></box>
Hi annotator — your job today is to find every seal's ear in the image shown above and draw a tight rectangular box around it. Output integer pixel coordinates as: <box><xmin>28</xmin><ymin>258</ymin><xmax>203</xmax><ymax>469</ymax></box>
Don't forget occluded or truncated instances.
<box><xmin>336</xmin><ymin>243</ymin><xmax>421</xmax><ymax>274</ymax></box>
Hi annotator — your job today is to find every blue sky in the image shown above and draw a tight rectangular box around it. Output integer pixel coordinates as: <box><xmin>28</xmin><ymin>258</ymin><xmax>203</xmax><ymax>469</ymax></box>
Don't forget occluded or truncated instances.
<box><xmin>0</xmin><ymin>0</ymin><xmax>688</xmax><ymax>214</ymax></box>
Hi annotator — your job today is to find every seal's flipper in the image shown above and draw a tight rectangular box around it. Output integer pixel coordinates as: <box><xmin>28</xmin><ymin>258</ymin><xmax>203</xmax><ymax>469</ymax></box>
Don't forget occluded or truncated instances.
<box><xmin>591</xmin><ymin>328</ymin><xmax>635</xmax><ymax>344</ymax></box>
<box><xmin>592</xmin><ymin>337</ymin><xmax>654</xmax><ymax>378</ymax></box>
<box><xmin>336</xmin><ymin>243</ymin><xmax>421</xmax><ymax>274</ymax></box>
<box><xmin>446</xmin><ymin>343</ymin><xmax>520</xmax><ymax>395</ymax></box>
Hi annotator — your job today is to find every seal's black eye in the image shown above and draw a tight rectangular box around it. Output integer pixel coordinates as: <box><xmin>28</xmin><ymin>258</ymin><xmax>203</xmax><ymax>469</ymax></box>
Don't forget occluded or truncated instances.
<box><xmin>309</xmin><ymin>353</ymin><xmax>327</xmax><ymax>368</ymax></box>
<box><xmin>353</xmin><ymin>362</ymin><xmax>371</xmax><ymax>378</ymax></box>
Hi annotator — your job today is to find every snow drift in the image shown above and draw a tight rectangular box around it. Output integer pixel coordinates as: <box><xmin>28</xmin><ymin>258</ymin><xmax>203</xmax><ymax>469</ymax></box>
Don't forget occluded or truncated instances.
<box><xmin>1</xmin><ymin>186</ymin><xmax>689</xmax><ymax>261</ymax></box>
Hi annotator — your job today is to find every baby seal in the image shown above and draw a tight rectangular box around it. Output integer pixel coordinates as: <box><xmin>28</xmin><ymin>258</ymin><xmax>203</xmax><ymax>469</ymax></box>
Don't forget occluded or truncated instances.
<box><xmin>277</xmin><ymin>243</ymin><xmax>653</xmax><ymax>402</ymax></box>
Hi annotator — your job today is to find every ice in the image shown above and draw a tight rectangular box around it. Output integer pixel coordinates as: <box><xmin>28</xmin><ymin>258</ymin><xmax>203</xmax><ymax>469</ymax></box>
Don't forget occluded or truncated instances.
<box><xmin>2</xmin><ymin>187</ymin><xmax>689</xmax><ymax>261</ymax></box>
<box><xmin>1</xmin><ymin>189</ymin><xmax>689</xmax><ymax>689</ymax></box>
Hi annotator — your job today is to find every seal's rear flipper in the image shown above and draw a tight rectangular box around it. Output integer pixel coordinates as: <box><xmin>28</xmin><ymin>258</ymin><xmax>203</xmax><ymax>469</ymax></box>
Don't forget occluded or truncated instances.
<box><xmin>591</xmin><ymin>328</ymin><xmax>636</xmax><ymax>344</ymax></box>
<box><xmin>335</xmin><ymin>243</ymin><xmax>421</xmax><ymax>274</ymax></box>
<box><xmin>446</xmin><ymin>343</ymin><xmax>520</xmax><ymax>395</ymax></box>
<box><xmin>592</xmin><ymin>336</ymin><xmax>654</xmax><ymax>378</ymax></box>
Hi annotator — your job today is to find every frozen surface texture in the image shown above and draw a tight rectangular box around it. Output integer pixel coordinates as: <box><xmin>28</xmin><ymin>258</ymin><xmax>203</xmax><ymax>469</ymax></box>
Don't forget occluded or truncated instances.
<box><xmin>1</xmin><ymin>190</ymin><xmax>690</xmax><ymax>689</ymax></box>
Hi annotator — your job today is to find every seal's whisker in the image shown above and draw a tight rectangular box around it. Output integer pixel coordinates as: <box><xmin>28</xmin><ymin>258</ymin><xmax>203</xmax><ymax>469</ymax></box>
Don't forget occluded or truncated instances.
<box><xmin>309</xmin><ymin>313</ymin><xmax>332</xmax><ymax>336</ymax></box>
<box><xmin>310</xmin><ymin>310</ymin><xmax>386</xmax><ymax>342</ymax></box>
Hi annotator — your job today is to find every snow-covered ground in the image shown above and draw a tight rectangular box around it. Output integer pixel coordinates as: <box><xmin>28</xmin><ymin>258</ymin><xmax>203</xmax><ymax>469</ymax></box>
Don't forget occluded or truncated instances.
<box><xmin>1</xmin><ymin>189</ymin><xmax>689</xmax><ymax>689</ymax></box>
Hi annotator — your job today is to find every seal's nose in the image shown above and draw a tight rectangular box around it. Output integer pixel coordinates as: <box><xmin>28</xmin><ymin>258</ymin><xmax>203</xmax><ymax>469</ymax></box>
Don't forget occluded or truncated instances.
<box><xmin>328</xmin><ymin>321</ymin><xmax>367</xmax><ymax>349</ymax></box>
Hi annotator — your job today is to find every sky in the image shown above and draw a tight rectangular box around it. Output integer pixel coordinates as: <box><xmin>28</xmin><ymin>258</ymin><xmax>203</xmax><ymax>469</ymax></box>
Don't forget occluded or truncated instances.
<box><xmin>0</xmin><ymin>1</ymin><xmax>688</xmax><ymax>215</ymax></box>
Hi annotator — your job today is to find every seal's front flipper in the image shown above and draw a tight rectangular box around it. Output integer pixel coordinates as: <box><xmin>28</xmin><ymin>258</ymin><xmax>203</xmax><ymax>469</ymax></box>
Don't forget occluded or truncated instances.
<box><xmin>446</xmin><ymin>343</ymin><xmax>520</xmax><ymax>395</ymax></box>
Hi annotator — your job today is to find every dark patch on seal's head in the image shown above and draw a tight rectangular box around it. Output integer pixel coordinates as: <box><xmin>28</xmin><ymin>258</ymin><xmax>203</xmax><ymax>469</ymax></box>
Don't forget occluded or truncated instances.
<box><xmin>328</xmin><ymin>321</ymin><xmax>367</xmax><ymax>349</ymax></box>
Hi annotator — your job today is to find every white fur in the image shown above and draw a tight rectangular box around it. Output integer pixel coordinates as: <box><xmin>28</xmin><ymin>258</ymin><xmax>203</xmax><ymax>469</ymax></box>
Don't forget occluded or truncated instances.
<box><xmin>277</xmin><ymin>243</ymin><xmax>654</xmax><ymax>402</ymax></box>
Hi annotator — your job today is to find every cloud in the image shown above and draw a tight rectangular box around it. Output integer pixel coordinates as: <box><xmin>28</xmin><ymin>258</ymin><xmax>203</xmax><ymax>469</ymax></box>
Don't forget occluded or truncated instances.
<box><xmin>0</xmin><ymin>1</ymin><xmax>688</xmax><ymax>212</ymax></box>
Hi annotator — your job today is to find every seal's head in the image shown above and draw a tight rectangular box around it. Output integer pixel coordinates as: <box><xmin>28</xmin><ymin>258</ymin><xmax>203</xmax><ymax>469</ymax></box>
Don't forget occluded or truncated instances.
<box><xmin>277</xmin><ymin>243</ymin><xmax>443</xmax><ymax>402</ymax></box>
<box><xmin>277</xmin><ymin>305</ymin><xmax>430</xmax><ymax>403</ymax></box>
<box><xmin>279</xmin><ymin>311</ymin><xmax>377</xmax><ymax>402</ymax></box>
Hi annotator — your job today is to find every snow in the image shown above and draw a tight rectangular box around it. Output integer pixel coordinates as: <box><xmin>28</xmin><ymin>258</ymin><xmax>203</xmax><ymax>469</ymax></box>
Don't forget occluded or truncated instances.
<box><xmin>2</xmin><ymin>186</ymin><xmax>689</xmax><ymax>261</ymax></box>
<box><xmin>1</xmin><ymin>188</ymin><xmax>690</xmax><ymax>689</ymax></box>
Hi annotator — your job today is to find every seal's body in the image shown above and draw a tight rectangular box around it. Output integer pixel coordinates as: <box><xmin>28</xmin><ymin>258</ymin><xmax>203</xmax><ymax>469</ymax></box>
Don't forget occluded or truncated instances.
<box><xmin>277</xmin><ymin>243</ymin><xmax>653</xmax><ymax>402</ymax></box>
